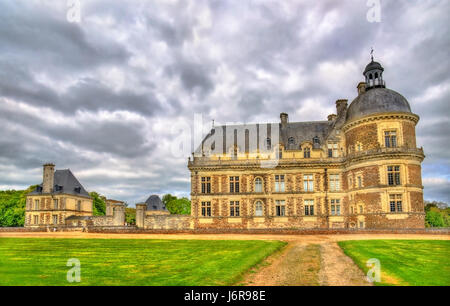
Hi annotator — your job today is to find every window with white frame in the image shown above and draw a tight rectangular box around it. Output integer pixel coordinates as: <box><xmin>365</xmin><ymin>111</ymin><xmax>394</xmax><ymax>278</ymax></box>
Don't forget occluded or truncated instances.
<box><xmin>201</xmin><ymin>201</ymin><xmax>211</xmax><ymax>216</ymax></box>
<box><xmin>230</xmin><ymin>201</ymin><xmax>240</xmax><ymax>217</ymax></box>
<box><xmin>304</xmin><ymin>200</ymin><xmax>314</xmax><ymax>215</ymax></box>
<box><xmin>275</xmin><ymin>200</ymin><xmax>286</xmax><ymax>216</ymax></box>
<box><xmin>303</xmin><ymin>174</ymin><xmax>314</xmax><ymax>192</ymax></box>
<box><xmin>328</xmin><ymin>143</ymin><xmax>338</xmax><ymax>157</ymax></box>
<box><xmin>255</xmin><ymin>201</ymin><xmax>263</xmax><ymax>216</ymax></box>
<box><xmin>389</xmin><ymin>194</ymin><xmax>403</xmax><ymax>212</ymax></box>
<box><xmin>34</xmin><ymin>199</ymin><xmax>39</xmax><ymax>210</ymax></box>
<box><xmin>33</xmin><ymin>215</ymin><xmax>39</xmax><ymax>224</ymax></box>
<box><xmin>387</xmin><ymin>166</ymin><xmax>401</xmax><ymax>186</ymax></box>
<box><xmin>329</xmin><ymin>174</ymin><xmax>340</xmax><ymax>191</ymax></box>
<box><xmin>53</xmin><ymin>199</ymin><xmax>58</xmax><ymax>210</ymax></box>
<box><xmin>330</xmin><ymin>199</ymin><xmax>341</xmax><ymax>215</ymax></box>
<box><xmin>254</xmin><ymin>178</ymin><xmax>263</xmax><ymax>193</ymax></box>
<box><xmin>52</xmin><ymin>215</ymin><xmax>58</xmax><ymax>224</ymax></box>
<box><xmin>274</xmin><ymin>175</ymin><xmax>285</xmax><ymax>192</ymax></box>
<box><xmin>201</xmin><ymin>177</ymin><xmax>211</xmax><ymax>194</ymax></box>
<box><xmin>384</xmin><ymin>131</ymin><xmax>397</xmax><ymax>148</ymax></box>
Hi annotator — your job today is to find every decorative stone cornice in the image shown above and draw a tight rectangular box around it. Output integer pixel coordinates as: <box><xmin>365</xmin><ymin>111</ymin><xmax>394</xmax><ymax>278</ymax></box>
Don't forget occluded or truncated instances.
<box><xmin>342</xmin><ymin>112</ymin><xmax>420</xmax><ymax>132</ymax></box>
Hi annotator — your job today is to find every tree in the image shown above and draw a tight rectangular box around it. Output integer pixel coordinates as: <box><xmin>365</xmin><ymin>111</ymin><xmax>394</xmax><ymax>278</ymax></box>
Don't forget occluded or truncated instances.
<box><xmin>425</xmin><ymin>210</ymin><xmax>445</xmax><ymax>228</ymax></box>
<box><xmin>162</xmin><ymin>194</ymin><xmax>177</xmax><ymax>205</ymax></box>
<box><xmin>126</xmin><ymin>207</ymin><xmax>136</xmax><ymax>225</ymax></box>
<box><xmin>89</xmin><ymin>192</ymin><xmax>106</xmax><ymax>216</ymax></box>
<box><xmin>166</xmin><ymin>197</ymin><xmax>191</xmax><ymax>215</ymax></box>
<box><xmin>0</xmin><ymin>185</ymin><xmax>37</xmax><ymax>227</ymax></box>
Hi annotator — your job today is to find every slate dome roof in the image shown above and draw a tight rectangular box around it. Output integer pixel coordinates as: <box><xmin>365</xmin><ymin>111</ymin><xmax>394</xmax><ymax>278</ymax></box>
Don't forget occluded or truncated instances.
<box><xmin>364</xmin><ymin>60</ymin><xmax>384</xmax><ymax>74</ymax></box>
<box><xmin>145</xmin><ymin>195</ymin><xmax>168</xmax><ymax>211</ymax></box>
<box><xmin>346</xmin><ymin>87</ymin><xmax>412</xmax><ymax>122</ymax></box>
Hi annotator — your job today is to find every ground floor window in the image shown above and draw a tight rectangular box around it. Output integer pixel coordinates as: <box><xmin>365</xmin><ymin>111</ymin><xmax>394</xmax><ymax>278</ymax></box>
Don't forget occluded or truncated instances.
<box><xmin>331</xmin><ymin>199</ymin><xmax>341</xmax><ymax>215</ymax></box>
<box><xmin>33</xmin><ymin>215</ymin><xmax>39</xmax><ymax>224</ymax></box>
<box><xmin>52</xmin><ymin>215</ymin><xmax>58</xmax><ymax>224</ymax></box>
<box><xmin>255</xmin><ymin>201</ymin><xmax>263</xmax><ymax>216</ymax></box>
<box><xmin>201</xmin><ymin>201</ymin><xmax>211</xmax><ymax>217</ymax></box>
<box><xmin>389</xmin><ymin>194</ymin><xmax>403</xmax><ymax>212</ymax></box>
<box><xmin>230</xmin><ymin>201</ymin><xmax>240</xmax><ymax>217</ymax></box>
<box><xmin>304</xmin><ymin>200</ymin><xmax>314</xmax><ymax>216</ymax></box>
<box><xmin>275</xmin><ymin>200</ymin><xmax>285</xmax><ymax>216</ymax></box>
<box><xmin>359</xmin><ymin>221</ymin><xmax>364</xmax><ymax>228</ymax></box>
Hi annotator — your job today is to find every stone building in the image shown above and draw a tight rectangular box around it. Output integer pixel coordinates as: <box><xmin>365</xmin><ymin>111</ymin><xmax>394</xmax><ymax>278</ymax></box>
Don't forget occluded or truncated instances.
<box><xmin>188</xmin><ymin>59</ymin><xmax>425</xmax><ymax>229</ymax></box>
<box><xmin>25</xmin><ymin>163</ymin><xmax>93</xmax><ymax>227</ymax></box>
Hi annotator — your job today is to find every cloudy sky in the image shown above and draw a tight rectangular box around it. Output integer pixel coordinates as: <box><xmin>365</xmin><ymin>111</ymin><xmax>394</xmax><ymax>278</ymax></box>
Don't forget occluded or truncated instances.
<box><xmin>0</xmin><ymin>0</ymin><xmax>449</xmax><ymax>205</ymax></box>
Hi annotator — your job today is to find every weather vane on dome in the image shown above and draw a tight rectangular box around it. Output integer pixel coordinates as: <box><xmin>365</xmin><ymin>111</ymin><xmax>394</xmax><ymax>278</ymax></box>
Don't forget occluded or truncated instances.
<box><xmin>371</xmin><ymin>47</ymin><xmax>374</xmax><ymax>62</ymax></box>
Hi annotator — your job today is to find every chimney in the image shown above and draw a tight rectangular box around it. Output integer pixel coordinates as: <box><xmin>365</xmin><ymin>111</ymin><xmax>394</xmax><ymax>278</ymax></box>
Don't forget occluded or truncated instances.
<box><xmin>357</xmin><ymin>82</ymin><xmax>366</xmax><ymax>95</ymax></box>
<box><xmin>336</xmin><ymin>99</ymin><xmax>348</xmax><ymax>117</ymax></box>
<box><xmin>42</xmin><ymin>163</ymin><xmax>55</xmax><ymax>193</ymax></box>
<box><xmin>280</xmin><ymin>113</ymin><xmax>288</xmax><ymax>128</ymax></box>
<box><xmin>327</xmin><ymin>114</ymin><xmax>337</xmax><ymax>121</ymax></box>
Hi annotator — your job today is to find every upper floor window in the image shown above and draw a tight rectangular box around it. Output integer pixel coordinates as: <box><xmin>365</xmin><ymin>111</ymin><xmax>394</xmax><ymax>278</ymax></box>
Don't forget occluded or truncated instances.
<box><xmin>389</xmin><ymin>194</ymin><xmax>403</xmax><ymax>212</ymax></box>
<box><xmin>303</xmin><ymin>174</ymin><xmax>314</xmax><ymax>192</ymax></box>
<box><xmin>356</xmin><ymin>142</ymin><xmax>363</xmax><ymax>152</ymax></box>
<box><xmin>329</xmin><ymin>174</ymin><xmax>340</xmax><ymax>191</ymax></box>
<box><xmin>385</xmin><ymin>131</ymin><xmax>397</xmax><ymax>148</ymax></box>
<box><xmin>330</xmin><ymin>199</ymin><xmax>341</xmax><ymax>216</ymax></box>
<box><xmin>254</xmin><ymin>178</ymin><xmax>263</xmax><ymax>193</ymax></box>
<box><xmin>357</xmin><ymin>175</ymin><xmax>363</xmax><ymax>188</ymax></box>
<box><xmin>34</xmin><ymin>200</ymin><xmax>39</xmax><ymax>210</ymax></box>
<box><xmin>275</xmin><ymin>200</ymin><xmax>286</xmax><ymax>216</ymax></box>
<box><xmin>230</xmin><ymin>201</ymin><xmax>240</xmax><ymax>217</ymax></box>
<box><xmin>328</xmin><ymin>143</ymin><xmax>338</xmax><ymax>158</ymax></box>
<box><xmin>274</xmin><ymin>175</ymin><xmax>285</xmax><ymax>192</ymax></box>
<box><xmin>255</xmin><ymin>201</ymin><xmax>263</xmax><ymax>216</ymax></box>
<box><xmin>76</xmin><ymin>200</ymin><xmax>81</xmax><ymax>211</ymax></box>
<box><xmin>266</xmin><ymin>138</ymin><xmax>271</xmax><ymax>150</ymax></box>
<box><xmin>201</xmin><ymin>201</ymin><xmax>211</xmax><ymax>217</ymax></box>
<box><xmin>53</xmin><ymin>199</ymin><xmax>58</xmax><ymax>210</ymax></box>
<box><xmin>304</xmin><ymin>200</ymin><xmax>314</xmax><ymax>215</ymax></box>
<box><xmin>201</xmin><ymin>177</ymin><xmax>211</xmax><ymax>194</ymax></box>
<box><xmin>230</xmin><ymin>176</ymin><xmax>240</xmax><ymax>193</ymax></box>
<box><xmin>304</xmin><ymin>147</ymin><xmax>311</xmax><ymax>158</ymax></box>
<box><xmin>387</xmin><ymin>166</ymin><xmax>401</xmax><ymax>186</ymax></box>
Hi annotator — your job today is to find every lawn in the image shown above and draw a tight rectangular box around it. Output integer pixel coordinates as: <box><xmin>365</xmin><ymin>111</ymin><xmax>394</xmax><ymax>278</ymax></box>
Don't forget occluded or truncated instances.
<box><xmin>338</xmin><ymin>240</ymin><xmax>450</xmax><ymax>286</ymax></box>
<box><xmin>0</xmin><ymin>238</ymin><xmax>286</xmax><ymax>286</ymax></box>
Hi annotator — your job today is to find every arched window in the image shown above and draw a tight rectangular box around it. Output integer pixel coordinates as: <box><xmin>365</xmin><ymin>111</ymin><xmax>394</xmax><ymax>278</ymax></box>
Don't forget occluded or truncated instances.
<box><xmin>254</xmin><ymin>178</ymin><xmax>263</xmax><ymax>193</ymax></box>
<box><xmin>255</xmin><ymin>201</ymin><xmax>263</xmax><ymax>216</ymax></box>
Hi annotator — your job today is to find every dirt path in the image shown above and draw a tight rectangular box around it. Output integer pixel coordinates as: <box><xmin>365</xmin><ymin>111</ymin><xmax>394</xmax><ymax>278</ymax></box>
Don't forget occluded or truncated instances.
<box><xmin>241</xmin><ymin>242</ymin><xmax>321</xmax><ymax>286</ymax></box>
<box><xmin>319</xmin><ymin>242</ymin><xmax>372</xmax><ymax>286</ymax></box>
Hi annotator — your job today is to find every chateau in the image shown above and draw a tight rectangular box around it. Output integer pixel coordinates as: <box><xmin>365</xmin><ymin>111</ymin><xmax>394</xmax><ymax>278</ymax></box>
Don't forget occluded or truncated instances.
<box><xmin>188</xmin><ymin>59</ymin><xmax>425</xmax><ymax>229</ymax></box>
<box><xmin>24</xmin><ymin>59</ymin><xmax>426</xmax><ymax>231</ymax></box>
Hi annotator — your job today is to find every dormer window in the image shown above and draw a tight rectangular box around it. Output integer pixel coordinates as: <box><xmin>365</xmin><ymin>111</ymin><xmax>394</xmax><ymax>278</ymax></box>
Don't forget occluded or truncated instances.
<box><xmin>74</xmin><ymin>187</ymin><xmax>81</xmax><ymax>193</ymax></box>
<box><xmin>288</xmin><ymin>137</ymin><xmax>295</xmax><ymax>145</ymax></box>
<box><xmin>313</xmin><ymin>136</ymin><xmax>320</xmax><ymax>144</ymax></box>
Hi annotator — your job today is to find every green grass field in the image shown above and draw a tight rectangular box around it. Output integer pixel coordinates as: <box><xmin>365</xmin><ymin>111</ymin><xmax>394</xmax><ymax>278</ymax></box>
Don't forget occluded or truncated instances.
<box><xmin>338</xmin><ymin>240</ymin><xmax>450</xmax><ymax>286</ymax></box>
<box><xmin>0</xmin><ymin>238</ymin><xmax>286</xmax><ymax>286</ymax></box>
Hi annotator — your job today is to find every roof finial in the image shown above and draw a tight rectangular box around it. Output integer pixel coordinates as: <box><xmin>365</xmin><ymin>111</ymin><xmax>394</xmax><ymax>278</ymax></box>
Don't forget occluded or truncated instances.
<box><xmin>212</xmin><ymin>119</ymin><xmax>215</xmax><ymax>128</ymax></box>
<box><xmin>370</xmin><ymin>47</ymin><xmax>374</xmax><ymax>62</ymax></box>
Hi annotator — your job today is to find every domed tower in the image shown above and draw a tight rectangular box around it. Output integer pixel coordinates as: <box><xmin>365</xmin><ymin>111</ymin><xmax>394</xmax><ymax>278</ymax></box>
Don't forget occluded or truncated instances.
<box><xmin>342</xmin><ymin>59</ymin><xmax>425</xmax><ymax>229</ymax></box>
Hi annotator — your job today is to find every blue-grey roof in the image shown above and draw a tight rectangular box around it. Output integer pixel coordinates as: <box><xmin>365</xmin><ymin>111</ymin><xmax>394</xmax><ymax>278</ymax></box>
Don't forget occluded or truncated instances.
<box><xmin>28</xmin><ymin>169</ymin><xmax>91</xmax><ymax>198</ymax></box>
<box><xmin>145</xmin><ymin>195</ymin><xmax>168</xmax><ymax>211</ymax></box>
<box><xmin>346</xmin><ymin>87</ymin><xmax>412</xmax><ymax>122</ymax></box>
